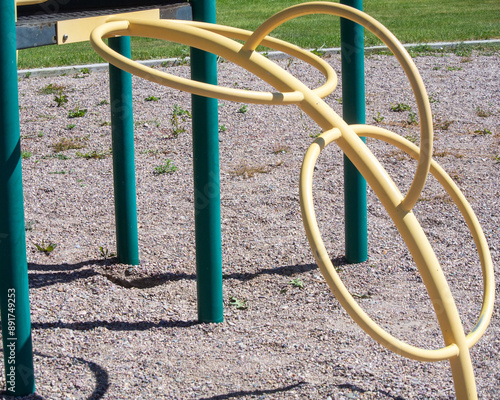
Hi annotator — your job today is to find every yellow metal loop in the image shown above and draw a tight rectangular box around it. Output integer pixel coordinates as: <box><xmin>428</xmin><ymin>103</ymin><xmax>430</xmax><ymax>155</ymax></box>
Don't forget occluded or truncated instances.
<box><xmin>90</xmin><ymin>17</ymin><xmax>341</xmax><ymax>105</ymax></box>
<box><xmin>348</xmin><ymin>125</ymin><xmax>495</xmax><ymax>349</ymax></box>
<box><xmin>246</xmin><ymin>1</ymin><xmax>433</xmax><ymax>211</ymax></box>
<box><xmin>299</xmin><ymin>124</ymin><xmax>494</xmax><ymax>362</ymax></box>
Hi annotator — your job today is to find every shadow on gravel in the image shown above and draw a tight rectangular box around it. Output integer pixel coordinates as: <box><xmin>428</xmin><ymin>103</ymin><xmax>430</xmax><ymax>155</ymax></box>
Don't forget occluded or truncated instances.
<box><xmin>336</xmin><ymin>383</ymin><xmax>406</xmax><ymax>400</ymax></box>
<box><xmin>31</xmin><ymin>319</ymin><xmax>198</xmax><ymax>331</ymax></box>
<box><xmin>27</xmin><ymin>259</ymin><xmax>109</xmax><ymax>289</ymax></box>
<box><xmin>27</xmin><ymin>257</ymin><xmax>348</xmax><ymax>290</ymax></box>
<box><xmin>197</xmin><ymin>382</ymin><xmax>306</xmax><ymax>400</ymax></box>
<box><xmin>33</xmin><ymin>351</ymin><xmax>110</xmax><ymax>400</ymax></box>
<box><xmin>102</xmin><ymin>260</ymin><xmax>349</xmax><ymax>289</ymax></box>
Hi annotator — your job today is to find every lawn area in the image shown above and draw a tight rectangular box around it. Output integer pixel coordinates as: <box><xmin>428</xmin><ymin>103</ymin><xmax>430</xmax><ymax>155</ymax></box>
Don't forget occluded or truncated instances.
<box><xmin>17</xmin><ymin>0</ymin><xmax>500</xmax><ymax>69</ymax></box>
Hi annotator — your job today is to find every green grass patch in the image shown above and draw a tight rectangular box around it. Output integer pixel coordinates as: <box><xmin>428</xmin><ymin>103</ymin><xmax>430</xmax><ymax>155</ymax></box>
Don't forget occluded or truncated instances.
<box><xmin>17</xmin><ymin>0</ymin><xmax>500</xmax><ymax>69</ymax></box>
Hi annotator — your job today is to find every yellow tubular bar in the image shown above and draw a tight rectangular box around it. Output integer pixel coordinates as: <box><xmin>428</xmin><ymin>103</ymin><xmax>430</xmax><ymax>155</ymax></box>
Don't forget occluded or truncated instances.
<box><xmin>348</xmin><ymin>125</ymin><xmax>495</xmax><ymax>348</ymax></box>
<box><xmin>167</xmin><ymin>19</ymin><xmax>338</xmax><ymax>99</ymax></box>
<box><xmin>245</xmin><ymin>2</ymin><xmax>433</xmax><ymax>211</ymax></box>
<box><xmin>300</xmin><ymin>125</ymin><xmax>494</xmax><ymax>359</ymax></box>
<box><xmin>89</xmin><ymin>3</ymin><xmax>493</xmax><ymax>398</ymax></box>
<box><xmin>90</xmin><ymin>18</ymin><xmax>339</xmax><ymax>105</ymax></box>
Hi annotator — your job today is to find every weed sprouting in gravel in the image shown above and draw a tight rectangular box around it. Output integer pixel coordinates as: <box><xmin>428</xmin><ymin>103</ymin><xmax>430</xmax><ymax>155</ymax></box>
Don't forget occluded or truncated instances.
<box><xmin>170</xmin><ymin>105</ymin><xmax>191</xmax><ymax>137</ymax></box>
<box><xmin>68</xmin><ymin>106</ymin><xmax>87</xmax><ymax>118</ymax></box>
<box><xmin>390</xmin><ymin>103</ymin><xmax>411</xmax><ymax>112</ymax></box>
<box><xmin>228</xmin><ymin>296</ymin><xmax>248</xmax><ymax>310</ymax></box>
<box><xmin>51</xmin><ymin>136</ymin><xmax>87</xmax><ymax>152</ymax></box>
<box><xmin>34</xmin><ymin>240</ymin><xmax>57</xmax><ymax>255</ymax></box>
<box><xmin>154</xmin><ymin>159</ymin><xmax>178</xmax><ymax>175</ymax></box>
<box><xmin>373</xmin><ymin>112</ymin><xmax>385</xmax><ymax>123</ymax></box>
<box><xmin>99</xmin><ymin>246</ymin><xmax>116</xmax><ymax>259</ymax></box>
<box><xmin>289</xmin><ymin>278</ymin><xmax>304</xmax><ymax>289</ymax></box>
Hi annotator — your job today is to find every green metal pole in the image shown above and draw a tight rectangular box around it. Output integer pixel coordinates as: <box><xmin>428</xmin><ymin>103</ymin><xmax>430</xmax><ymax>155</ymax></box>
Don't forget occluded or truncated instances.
<box><xmin>109</xmin><ymin>36</ymin><xmax>139</xmax><ymax>265</ymax></box>
<box><xmin>340</xmin><ymin>0</ymin><xmax>368</xmax><ymax>263</ymax></box>
<box><xmin>0</xmin><ymin>0</ymin><xmax>36</xmax><ymax>395</ymax></box>
<box><xmin>191</xmin><ymin>0</ymin><xmax>223</xmax><ymax>323</ymax></box>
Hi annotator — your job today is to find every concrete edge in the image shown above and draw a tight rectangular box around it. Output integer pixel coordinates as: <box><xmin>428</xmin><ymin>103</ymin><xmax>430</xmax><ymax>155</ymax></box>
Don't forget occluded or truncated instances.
<box><xmin>18</xmin><ymin>39</ymin><xmax>500</xmax><ymax>79</ymax></box>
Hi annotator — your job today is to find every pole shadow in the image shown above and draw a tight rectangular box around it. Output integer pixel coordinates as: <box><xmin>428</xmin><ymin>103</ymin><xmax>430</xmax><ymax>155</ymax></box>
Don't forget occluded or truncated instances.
<box><xmin>198</xmin><ymin>382</ymin><xmax>306</xmax><ymax>400</ymax></box>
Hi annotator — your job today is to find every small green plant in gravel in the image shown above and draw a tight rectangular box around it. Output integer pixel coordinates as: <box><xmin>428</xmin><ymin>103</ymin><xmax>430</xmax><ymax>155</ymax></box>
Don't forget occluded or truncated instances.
<box><xmin>404</xmin><ymin>134</ymin><xmax>418</xmax><ymax>143</ymax></box>
<box><xmin>51</xmin><ymin>136</ymin><xmax>87</xmax><ymax>152</ymax></box>
<box><xmin>228</xmin><ymin>296</ymin><xmax>248</xmax><ymax>310</ymax></box>
<box><xmin>66</xmin><ymin>124</ymin><xmax>76</xmax><ymax>130</ymax></box>
<box><xmin>494</xmin><ymin>155</ymin><xmax>500</xmax><ymax>163</ymax></box>
<box><xmin>140</xmin><ymin>149</ymin><xmax>160</xmax><ymax>156</ymax></box>
<box><xmin>34</xmin><ymin>240</ymin><xmax>57</xmax><ymax>255</ymax></box>
<box><xmin>154</xmin><ymin>159</ymin><xmax>178</xmax><ymax>175</ymax></box>
<box><xmin>76</xmin><ymin>150</ymin><xmax>109</xmax><ymax>160</ymax></box>
<box><xmin>475</xmin><ymin>106</ymin><xmax>492</xmax><ymax>118</ymax></box>
<box><xmin>68</xmin><ymin>106</ymin><xmax>87</xmax><ymax>118</ymax></box>
<box><xmin>309</xmin><ymin>131</ymin><xmax>322</xmax><ymax>138</ymax></box>
<box><xmin>39</xmin><ymin>83</ymin><xmax>67</xmax><ymax>95</ymax></box>
<box><xmin>407</xmin><ymin>111</ymin><xmax>418</xmax><ymax>125</ymax></box>
<box><xmin>238</xmin><ymin>104</ymin><xmax>248</xmax><ymax>114</ymax></box>
<box><xmin>474</xmin><ymin>128</ymin><xmax>493</xmax><ymax>135</ymax></box>
<box><xmin>288</xmin><ymin>278</ymin><xmax>304</xmax><ymax>289</ymax></box>
<box><xmin>98</xmin><ymin>99</ymin><xmax>109</xmax><ymax>105</ymax></box>
<box><xmin>54</xmin><ymin>94</ymin><xmax>68</xmax><ymax>107</ymax></box>
<box><xmin>428</xmin><ymin>94</ymin><xmax>439</xmax><ymax>103</ymax></box>
<box><xmin>446</xmin><ymin>66</ymin><xmax>462</xmax><ymax>71</ymax></box>
<box><xmin>373</xmin><ymin>112</ymin><xmax>385</xmax><ymax>123</ymax></box>
<box><xmin>145</xmin><ymin>95</ymin><xmax>160</xmax><ymax>102</ymax></box>
<box><xmin>170</xmin><ymin>105</ymin><xmax>191</xmax><ymax>137</ymax></box>
<box><xmin>43</xmin><ymin>154</ymin><xmax>71</xmax><ymax>160</ymax></box>
<box><xmin>219</xmin><ymin>125</ymin><xmax>227</xmax><ymax>133</ymax></box>
<box><xmin>391</xmin><ymin>103</ymin><xmax>411</xmax><ymax>112</ymax></box>
<box><xmin>21</xmin><ymin>151</ymin><xmax>32</xmax><ymax>159</ymax></box>
<box><xmin>99</xmin><ymin>246</ymin><xmax>116</xmax><ymax>259</ymax></box>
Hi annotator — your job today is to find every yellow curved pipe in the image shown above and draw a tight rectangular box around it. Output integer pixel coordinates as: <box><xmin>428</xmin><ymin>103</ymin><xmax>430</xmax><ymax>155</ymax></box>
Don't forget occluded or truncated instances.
<box><xmin>244</xmin><ymin>1</ymin><xmax>433</xmax><ymax>211</ymax></box>
<box><xmin>89</xmin><ymin>3</ymin><xmax>494</xmax><ymax>398</ymax></box>
<box><xmin>348</xmin><ymin>125</ymin><xmax>495</xmax><ymax>349</ymax></box>
<box><xmin>300</xmin><ymin>125</ymin><xmax>494</xmax><ymax>358</ymax></box>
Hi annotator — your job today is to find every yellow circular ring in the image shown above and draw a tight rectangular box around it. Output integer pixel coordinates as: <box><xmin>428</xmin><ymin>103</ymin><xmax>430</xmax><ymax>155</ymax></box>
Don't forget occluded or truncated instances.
<box><xmin>91</xmin><ymin>18</ymin><xmax>337</xmax><ymax>105</ymax></box>
<box><xmin>247</xmin><ymin>1</ymin><xmax>434</xmax><ymax>211</ymax></box>
<box><xmin>299</xmin><ymin>125</ymin><xmax>494</xmax><ymax>361</ymax></box>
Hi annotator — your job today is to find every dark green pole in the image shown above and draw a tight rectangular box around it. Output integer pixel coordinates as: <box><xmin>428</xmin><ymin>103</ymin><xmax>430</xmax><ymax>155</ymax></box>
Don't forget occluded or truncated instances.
<box><xmin>0</xmin><ymin>0</ymin><xmax>36</xmax><ymax>395</ymax></box>
<box><xmin>340</xmin><ymin>0</ymin><xmax>368</xmax><ymax>263</ymax></box>
<box><xmin>109</xmin><ymin>36</ymin><xmax>139</xmax><ymax>265</ymax></box>
<box><xmin>191</xmin><ymin>0</ymin><xmax>223</xmax><ymax>323</ymax></box>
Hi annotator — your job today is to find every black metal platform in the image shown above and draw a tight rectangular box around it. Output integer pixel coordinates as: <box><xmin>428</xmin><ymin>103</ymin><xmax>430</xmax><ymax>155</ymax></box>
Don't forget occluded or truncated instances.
<box><xmin>16</xmin><ymin>1</ymin><xmax>191</xmax><ymax>49</ymax></box>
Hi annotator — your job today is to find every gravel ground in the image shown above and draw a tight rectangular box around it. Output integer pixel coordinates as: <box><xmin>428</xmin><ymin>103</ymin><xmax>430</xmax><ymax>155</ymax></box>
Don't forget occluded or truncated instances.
<box><xmin>1</xmin><ymin>48</ymin><xmax>499</xmax><ymax>399</ymax></box>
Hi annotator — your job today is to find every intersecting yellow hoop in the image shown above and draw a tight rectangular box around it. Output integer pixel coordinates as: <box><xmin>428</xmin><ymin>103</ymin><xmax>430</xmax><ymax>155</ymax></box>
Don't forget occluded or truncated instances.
<box><xmin>90</xmin><ymin>2</ymin><xmax>494</xmax><ymax>399</ymax></box>
<box><xmin>300</xmin><ymin>125</ymin><xmax>495</xmax><ymax>357</ymax></box>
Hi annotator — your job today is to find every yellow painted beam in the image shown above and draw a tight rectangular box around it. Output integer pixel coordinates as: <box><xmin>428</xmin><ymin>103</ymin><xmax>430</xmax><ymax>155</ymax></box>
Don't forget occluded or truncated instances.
<box><xmin>57</xmin><ymin>9</ymin><xmax>160</xmax><ymax>45</ymax></box>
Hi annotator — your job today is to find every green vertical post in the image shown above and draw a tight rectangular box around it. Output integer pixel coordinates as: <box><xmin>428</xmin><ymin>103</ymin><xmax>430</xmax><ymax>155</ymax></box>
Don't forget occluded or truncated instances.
<box><xmin>341</xmin><ymin>0</ymin><xmax>368</xmax><ymax>263</ymax></box>
<box><xmin>190</xmin><ymin>0</ymin><xmax>223</xmax><ymax>323</ymax></box>
<box><xmin>0</xmin><ymin>0</ymin><xmax>36</xmax><ymax>395</ymax></box>
<box><xmin>109</xmin><ymin>36</ymin><xmax>139</xmax><ymax>265</ymax></box>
